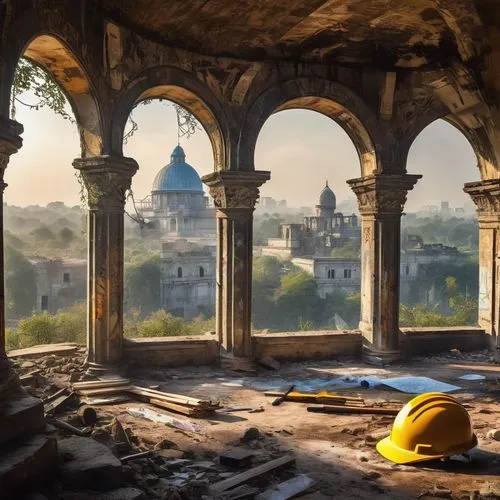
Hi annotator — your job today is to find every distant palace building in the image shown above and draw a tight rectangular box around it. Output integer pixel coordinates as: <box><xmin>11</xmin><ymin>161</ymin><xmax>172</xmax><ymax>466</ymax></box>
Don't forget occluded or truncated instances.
<box><xmin>262</xmin><ymin>181</ymin><xmax>360</xmax><ymax>260</ymax></box>
<box><xmin>137</xmin><ymin>146</ymin><xmax>216</xmax><ymax>320</ymax></box>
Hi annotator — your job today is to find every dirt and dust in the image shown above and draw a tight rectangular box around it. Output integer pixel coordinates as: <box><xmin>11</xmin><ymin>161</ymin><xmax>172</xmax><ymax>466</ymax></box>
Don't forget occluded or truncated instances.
<box><xmin>10</xmin><ymin>347</ymin><xmax>500</xmax><ymax>499</ymax></box>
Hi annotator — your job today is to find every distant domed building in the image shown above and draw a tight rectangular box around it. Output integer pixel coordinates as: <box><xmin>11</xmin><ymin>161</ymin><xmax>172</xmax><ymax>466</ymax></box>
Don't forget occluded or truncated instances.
<box><xmin>138</xmin><ymin>145</ymin><xmax>216</xmax><ymax>238</ymax></box>
<box><xmin>262</xmin><ymin>180</ymin><xmax>360</xmax><ymax>260</ymax></box>
<box><xmin>137</xmin><ymin>146</ymin><xmax>216</xmax><ymax>320</ymax></box>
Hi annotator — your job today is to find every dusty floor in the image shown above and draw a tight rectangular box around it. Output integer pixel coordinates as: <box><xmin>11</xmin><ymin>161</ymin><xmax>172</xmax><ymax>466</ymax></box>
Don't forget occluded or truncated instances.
<box><xmin>12</xmin><ymin>348</ymin><xmax>500</xmax><ymax>499</ymax></box>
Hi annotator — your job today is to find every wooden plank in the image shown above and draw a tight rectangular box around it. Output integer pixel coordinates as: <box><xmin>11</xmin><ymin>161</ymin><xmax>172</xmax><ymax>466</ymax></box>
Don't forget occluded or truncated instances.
<box><xmin>72</xmin><ymin>378</ymin><xmax>130</xmax><ymax>390</ymax></box>
<box><xmin>255</xmin><ymin>474</ymin><xmax>315</xmax><ymax>499</ymax></box>
<box><xmin>8</xmin><ymin>343</ymin><xmax>78</xmax><ymax>359</ymax></box>
<box><xmin>148</xmin><ymin>398</ymin><xmax>201</xmax><ymax>417</ymax></box>
<box><xmin>128</xmin><ymin>387</ymin><xmax>206</xmax><ymax>407</ymax></box>
<box><xmin>210</xmin><ymin>455</ymin><xmax>295</xmax><ymax>494</ymax></box>
<box><xmin>264</xmin><ymin>391</ymin><xmax>364</xmax><ymax>405</ymax></box>
<box><xmin>76</xmin><ymin>385</ymin><xmax>133</xmax><ymax>396</ymax></box>
<box><xmin>307</xmin><ymin>405</ymin><xmax>400</xmax><ymax>415</ymax></box>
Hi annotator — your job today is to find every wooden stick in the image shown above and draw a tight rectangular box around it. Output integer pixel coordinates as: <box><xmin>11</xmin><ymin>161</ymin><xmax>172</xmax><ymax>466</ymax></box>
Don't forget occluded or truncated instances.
<box><xmin>47</xmin><ymin>417</ymin><xmax>89</xmax><ymax>436</ymax></box>
<box><xmin>129</xmin><ymin>386</ymin><xmax>217</xmax><ymax>408</ymax></box>
<box><xmin>210</xmin><ymin>455</ymin><xmax>295</xmax><ymax>494</ymax></box>
<box><xmin>307</xmin><ymin>405</ymin><xmax>400</xmax><ymax>415</ymax></box>
<box><xmin>265</xmin><ymin>391</ymin><xmax>364</xmax><ymax>403</ymax></box>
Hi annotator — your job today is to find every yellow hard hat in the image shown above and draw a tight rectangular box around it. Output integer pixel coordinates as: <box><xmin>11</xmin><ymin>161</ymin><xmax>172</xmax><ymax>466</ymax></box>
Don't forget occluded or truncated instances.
<box><xmin>376</xmin><ymin>392</ymin><xmax>477</xmax><ymax>464</ymax></box>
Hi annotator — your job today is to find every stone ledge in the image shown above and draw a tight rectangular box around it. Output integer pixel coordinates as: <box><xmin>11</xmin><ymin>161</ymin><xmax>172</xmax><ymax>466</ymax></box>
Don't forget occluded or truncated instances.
<box><xmin>8</xmin><ymin>343</ymin><xmax>79</xmax><ymax>359</ymax></box>
<box><xmin>252</xmin><ymin>330</ymin><xmax>362</xmax><ymax>361</ymax></box>
<box><xmin>400</xmin><ymin>326</ymin><xmax>487</xmax><ymax>357</ymax></box>
<box><xmin>124</xmin><ymin>336</ymin><xmax>220</xmax><ymax>367</ymax></box>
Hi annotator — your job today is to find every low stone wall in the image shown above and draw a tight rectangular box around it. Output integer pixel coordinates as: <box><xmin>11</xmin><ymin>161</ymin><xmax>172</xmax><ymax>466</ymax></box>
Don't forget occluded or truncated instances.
<box><xmin>400</xmin><ymin>326</ymin><xmax>488</xmax><ymax>357</ymax></box>
<box><xmin>124</xmin><ymin>336</ymin><xmax>220</xmax><ymax>367</ymax></box>
<box><xmin>251</xmin><ymin>331</ymin><xmax>362</xmax><ymax>361</ymax></box>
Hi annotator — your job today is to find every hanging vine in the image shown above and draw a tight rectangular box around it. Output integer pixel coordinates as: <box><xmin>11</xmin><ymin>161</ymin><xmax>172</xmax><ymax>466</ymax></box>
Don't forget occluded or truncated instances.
<box><xmin>11</xmin><ymin>57</ymin><xmax>201</xmax><ymax>221</ymax></box>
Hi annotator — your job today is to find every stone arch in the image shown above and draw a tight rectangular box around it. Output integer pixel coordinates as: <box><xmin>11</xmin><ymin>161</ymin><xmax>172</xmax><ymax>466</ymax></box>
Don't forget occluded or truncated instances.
<box><xmin>406</xmin><ymin>113</ymin><xmax>496</xmax><ymax>180</ymax></box>
<box><xmin>239</xmin><ymin>78</ymin><xmax>380</xmax><ymax>176</ymax></box>
<box><xmin>8</xmin><ymin>34</ymin><xmax>104</xmax><ymax>157</ymax></box>
<box><xmin>113</xmin><ymin>67</ymin><xmax>228</xmax><ymax>171</ymax></box>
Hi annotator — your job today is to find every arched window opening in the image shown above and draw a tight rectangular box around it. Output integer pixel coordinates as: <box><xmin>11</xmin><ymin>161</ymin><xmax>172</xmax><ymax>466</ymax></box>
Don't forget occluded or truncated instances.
<box><xmin>253</xmin><ymin>108</ymin><xmax>361</xmax><ymax>333</ymax></box>
<box><xmin>199</xmin><ymin>266</ymin><xmax>205</xmax><ymax>277</ymax></box>
<box><xmin>121</xmin><ymin>97</ymin><xmax>217</xmax><ymax>335</ymax></box>
<box><xmin>402</xmin><ymin>119</ymin><xmax>479</xmax><ymax>328</ymax></box>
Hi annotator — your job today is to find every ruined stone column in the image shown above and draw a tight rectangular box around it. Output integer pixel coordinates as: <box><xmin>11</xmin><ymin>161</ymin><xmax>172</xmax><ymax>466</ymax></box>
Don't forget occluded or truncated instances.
<box><xmin>0</xmin><ymin>117</ymin><xmax>23</xmax><ymax>391</ymax></box>
<box><xmin>464</xmin><ymin>179</ymin><xmax>500</xmax><ymax>347</ymax></box>
<box><xmin>203</xmin><ymin>171</ymin><xmax>270</xmax><ymax>357</ymax></box>
<box><xmin>348</xmin><ymin>174</ymin><xmax>420</xmax><ymax>362</ymax></box>
<box><xmin>73</xmin><ymin>156</ymin><xmax>138</xmax><ymax>372</ymax></box>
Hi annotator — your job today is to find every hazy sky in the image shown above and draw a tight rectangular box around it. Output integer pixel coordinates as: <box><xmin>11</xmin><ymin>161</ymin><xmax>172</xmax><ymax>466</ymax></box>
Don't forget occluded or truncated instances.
<box><xmin>6</xmin><ymin>98</ymin><xmax>479</xmax><ymax>211</ymax></box>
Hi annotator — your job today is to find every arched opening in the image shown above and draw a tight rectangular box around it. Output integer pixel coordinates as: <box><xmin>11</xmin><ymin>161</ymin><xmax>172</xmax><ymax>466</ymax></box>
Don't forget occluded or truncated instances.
<box><xmin>402</xmin><ymin>119</ymin><xmax>479</xmax><ymax>328</ymax></box>
<box><xmin>253</xmin><ymin>108</ymin><xmax>362</xmax><ymax>333</ymax></box>
<box><xmin>122</xmin><ymin>96</ymin><xmax>217</xmax><ymax>330</ymax></box>
<box><xmin>13</xmin><ymin>35</ymin><xmax>103</xmax><ymax>156</ymax></box>
<box><xmin>199</xmin><ymin>266</ymin><xmax>205</xmax><ymax>278</ymax></box>
<box><xmin>4</xmin><ymin>36</ymin><xmax>94</xmax><ymax>351</ymax></box>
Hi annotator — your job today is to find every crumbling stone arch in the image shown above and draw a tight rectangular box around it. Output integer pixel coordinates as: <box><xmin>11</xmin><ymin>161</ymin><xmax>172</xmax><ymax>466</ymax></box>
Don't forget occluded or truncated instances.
<box><xmin>112</xmin><ymin>67</ymin><xmax>228</xmax><ymax>171</ymax></box>
<box><xmin>6</xmin><ymin>34</ymin><xmax>104</xmax><ymax>157</ymax></box>
<box><xmin>239</xmin><ymin>78</ymin><xmax>379</xmax><ymax>177</ymax></box>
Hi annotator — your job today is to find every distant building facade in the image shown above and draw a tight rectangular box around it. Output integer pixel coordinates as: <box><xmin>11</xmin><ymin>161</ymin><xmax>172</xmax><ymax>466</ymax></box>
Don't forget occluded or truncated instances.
<box><xmin>262</xmin><ymin>182</ymin><xmax>360</xmax><ymax>259</ymax></box>
<box><xmin>30</xmin><ymin>257</ymin><xmax>86</xmax><ymax>313</ymax></box>
<box><xmin>160</xmin><ymin>240</ymin><xmax>216</xmax><ymax>319</ymax></box>
<box><xmin>137</xmin><ymin>146</ymin><xmax>216</xmax><ymax>320</ymax></box>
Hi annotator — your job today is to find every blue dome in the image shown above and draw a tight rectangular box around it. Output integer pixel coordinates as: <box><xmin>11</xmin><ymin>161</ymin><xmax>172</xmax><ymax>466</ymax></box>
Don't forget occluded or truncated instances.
<box><xmin>152</xmin><ymin>146</ymin><xmax>203</xmax><ymax>193</ymax></box>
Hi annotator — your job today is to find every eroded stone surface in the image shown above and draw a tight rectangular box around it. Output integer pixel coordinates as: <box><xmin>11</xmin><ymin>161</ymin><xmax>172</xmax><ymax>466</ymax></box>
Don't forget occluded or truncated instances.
<box><xmin>58</xmin><ymin>436</ymin><xmax>123</xmax><ymax>491</ymax></box>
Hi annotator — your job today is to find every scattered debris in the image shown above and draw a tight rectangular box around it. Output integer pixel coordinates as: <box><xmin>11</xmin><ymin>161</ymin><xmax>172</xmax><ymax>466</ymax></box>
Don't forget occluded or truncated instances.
<box><xmin>210</xmin><ymin>454</ymin><xmax>295</xmax><ymax>494</ymax></box>
<box><xmin>77</xmin><ymin>405</ymin><xmax>98</xmax><ymax>426</ymax></box>
<box><xmin>265</xmin><ymin>390</ymin><xmax>364</xmax><ymax>405</ymax></box>
<box><xmin>126</xmin><ymin>407</ymin><xmax>203</xmax><ymax>433</ymax></box>
<box><xmin>44</xmin><ymin>389</ymin><xmax>74</xmax><ymax>415</ymax></box>
<box><xmin>258</xmin><ymin>356</ymin><xmax>281</xmax><ymax>371</ymax></box>
<box><xmin>487</xmin><ymin>429</ymin><xmax>500</xmax><ymax>441</ymax></box>
<box><xmin>255</xmin><ymin>474</ymin><xmax>315</xmax><ymax>499</ymax></box>
<box><xmin>47</xmin><ymin>417</ymin><xmax>90</xmax><ymax>437</ymax></box>
<box><xmin>121</xmin><ymin>451</ymin><xmax>153</xmax><ymax>463</ymax></box>
<box><xmin>308</xmin><ymin>405</ymin><xmax>400</xmax><ymax>415</ymax></box>
<box><xmin>459</xmin><ymin>374</ymin><xmax>486</xmax><ymax>381</ymax></box>
<box><xmin>272</xmin><ymin>385</ymin><xmax>295</xmax><ymax>406</ymax></box>
<box><xmin>219</xmin><ymin>448</ymin><xmax>255</xmax><ymax>468</ymax></box>
<box><xmin>220</xmin><ymin>484</ymin><xmax>260</xmax><ymax>499</ymax></box>
<box><xmin>241</xmin><ymin>427</ymin><xmax>261</xmax><ymax>443</ymax></box>
<box><xmin>216</xmin><ymin>406</ymin><xmax>254</xmax><ymax>413</ymax></box>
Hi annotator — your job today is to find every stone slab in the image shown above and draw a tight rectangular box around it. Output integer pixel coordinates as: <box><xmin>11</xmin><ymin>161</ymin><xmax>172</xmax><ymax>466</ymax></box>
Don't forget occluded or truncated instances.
<box><xmin>8</xmin><ymin>343</ymin><xmax>79</xmax><ymax>359</ymax></box>
<box><xmin>0</xmin><ymin>434</ymin><xmax>57</xmax><ymax>496</ymax></box>
<box><xmin>58</xmin><ymin>436</ymin><xmax>123</xmax><ymax>491</ymax></box>
<box><xmin>0</xmin><ymin>391</ymin><xmax>45</xmax><ymax>445</ymax></box>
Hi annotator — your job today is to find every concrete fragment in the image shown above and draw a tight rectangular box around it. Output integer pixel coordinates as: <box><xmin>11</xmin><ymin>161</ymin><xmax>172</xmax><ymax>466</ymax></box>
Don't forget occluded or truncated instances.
<box><xmin>0</xmin><ymin>435</ymin><xmax>57</xmax><ymax>495</ymax></box>
<box><xmin>98</xmin><ymin>487</ymin><xmax>145</xmax><ymax>500</ymax></box>
<box><xmin>220</xmin><ymin>448</ymin><xmax>254</xmax><ymax>468</ymax></box>
<box><xmin>258</xmin><ymin>356</ymin><xmax>280</xmax><ymax>370</ymax></box>
<box><xmin>487</xmin><ymin>429</ymin><xmax>500</xmax><ymax>440</ymax></box>
<box><xmin>241</xmin><ymin>427</ymin><xmax>261</xmax><ymax>442</ymax></box>
<box><xmin>58</xmin><ymin>436</ymin><xmax>123</xmax><ymax>491</ymax></box>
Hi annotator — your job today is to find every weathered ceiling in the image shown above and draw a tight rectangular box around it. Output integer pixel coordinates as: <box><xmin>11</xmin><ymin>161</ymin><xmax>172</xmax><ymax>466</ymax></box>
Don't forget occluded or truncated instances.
<box><xmin>96</xmin><ymin>0</ymin><xmax>489</xmax><ymax>68</ymax></box>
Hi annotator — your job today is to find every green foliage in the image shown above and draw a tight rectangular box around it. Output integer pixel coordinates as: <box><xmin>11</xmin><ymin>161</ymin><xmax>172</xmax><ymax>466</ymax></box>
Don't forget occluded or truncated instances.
<box><xmin>5</xmin><ymin>246</ymin><xmax>36</xmax><ymax>318</ymax></box>
<box><xmin>253</xmin><ymin>216</ymin><xmax>283</xmax><ymax>246</ymax></box>
<box><xmin>11</xmin><ymin>58</ymin><xmax>74</xmax><ymax>121</ymax></box>
<box><xmin>402</xmin><ymin>215</ymin><xmax>478</xmax><ymax>251</ymax></box>
<box><xmin>330</xmin><ymin>239</ymin><xmax>360</xmax><ymax>258</ymax></box>
<box><xmin>58</xmin><ymin>227</ymin><xmax>75</xmax><ymax>245</ymax></box>
<box><xmin>124</xmin><ymin>254</ymin><xmax>162</xmax><ymax>318</ymax></box>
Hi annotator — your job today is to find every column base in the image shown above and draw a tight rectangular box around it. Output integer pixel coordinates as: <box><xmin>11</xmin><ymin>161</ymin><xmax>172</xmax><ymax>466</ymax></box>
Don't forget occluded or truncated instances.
<box><xmin>86</xmin><ymin>362</ymin><xmax>126</xmax><ymax>378</ymax></box>
<box><xmin>362</xmin><ymin>345</ymin><xmax>401</xmax><ymax>365</ymax></box>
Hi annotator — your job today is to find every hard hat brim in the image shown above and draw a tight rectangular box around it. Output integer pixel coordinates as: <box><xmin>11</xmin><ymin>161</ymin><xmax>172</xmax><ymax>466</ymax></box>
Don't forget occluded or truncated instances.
<box><xmin>376</xmin><ymin>434</ymin><xmax>477</xmax><ymax>465</ymax></box>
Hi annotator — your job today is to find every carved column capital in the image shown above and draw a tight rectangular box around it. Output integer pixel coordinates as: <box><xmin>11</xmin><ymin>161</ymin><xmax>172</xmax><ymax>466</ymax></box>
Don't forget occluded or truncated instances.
<box><xmin>464</xmin><ymin>180</ymin><xmax>500</xmax><ymax>224</ymax></box>
<box><xmin>73</xmin><ymin>156</ymin><xmax>138</xmax><ymax>211</ymax></box>
<box><xmin>202</xmin><ymin>171</ymin><xmax>270</xmax><ymax>212</ymax></box>
<box><xmin>347</xmin><ymin>174</ymin><xmax>421</xmax><ymax>215</ymax></box>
